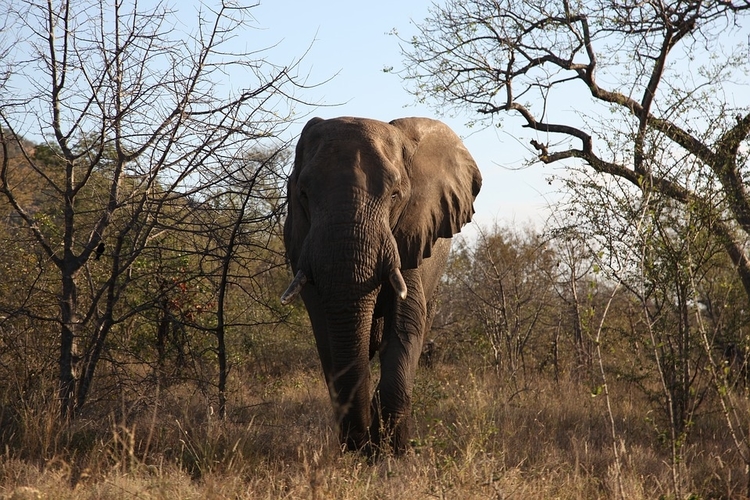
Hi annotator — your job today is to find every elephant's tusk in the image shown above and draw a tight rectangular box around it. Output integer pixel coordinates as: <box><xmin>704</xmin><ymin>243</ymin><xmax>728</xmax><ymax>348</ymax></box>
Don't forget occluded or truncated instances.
<box><xmin>389</xmin><ymin>269</ymin><xmax>408</xmax><ymax>300</ymax></box>
<box><xmin>280</xmin><ymin>270</ymin><xmax>307</xmax><ymax>305</ymax></box>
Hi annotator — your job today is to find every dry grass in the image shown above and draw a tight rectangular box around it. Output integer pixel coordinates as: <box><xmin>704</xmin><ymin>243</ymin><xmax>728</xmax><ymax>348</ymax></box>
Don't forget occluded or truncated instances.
<box><xmin>1</xmin><ymin>363</ymin><xmax>747</xmax><ymax>499</ymax></box>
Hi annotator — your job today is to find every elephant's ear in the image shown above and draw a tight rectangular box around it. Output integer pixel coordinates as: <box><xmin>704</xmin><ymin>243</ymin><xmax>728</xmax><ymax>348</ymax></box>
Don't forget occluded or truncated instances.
<box><xmin>284</xmin><ymin>117</ymin><xmax>324</xmax><ymax>269</ymax></box>
<box><xmin>389</xmin><ymin>118</ymin><xmax>482</xmax><ymax>269</ymax></box>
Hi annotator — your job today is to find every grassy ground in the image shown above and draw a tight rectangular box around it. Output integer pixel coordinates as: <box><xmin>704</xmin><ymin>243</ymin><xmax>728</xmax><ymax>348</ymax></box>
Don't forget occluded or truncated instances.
<box><xmin>1</xmin><ymin>363</ymin><xmax>747</xmax><ymax>499</ymax></box>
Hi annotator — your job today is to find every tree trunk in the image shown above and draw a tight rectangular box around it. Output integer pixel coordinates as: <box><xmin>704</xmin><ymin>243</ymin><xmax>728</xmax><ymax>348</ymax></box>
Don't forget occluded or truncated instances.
<box><xmin>59</xmin><ymin>269</ymin><xmax>78</xmax><ymax>419</ymax></box>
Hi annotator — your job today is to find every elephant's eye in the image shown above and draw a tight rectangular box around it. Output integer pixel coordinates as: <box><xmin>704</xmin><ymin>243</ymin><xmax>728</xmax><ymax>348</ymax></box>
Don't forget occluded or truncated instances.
<box><xmin>298</xmin><ymin>189</ymin><xmax>309</xmax><ymax>214</ymax></box>
<box><xmin>391</xmin><ymin>191</ymin><xmax>400</xmax><ymax>202</ymax></box>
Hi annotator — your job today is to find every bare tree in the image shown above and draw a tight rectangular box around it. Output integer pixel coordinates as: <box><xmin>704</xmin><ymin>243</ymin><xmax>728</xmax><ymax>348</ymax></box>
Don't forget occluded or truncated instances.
<box><xmin>0</xmin><ymin>0</ymin><xmax>306</xmax><ymax>418</ymax></box>
<box><xmin>437</xmin><ymin>224</ymin><xmax>559</xmax><ymax>381</ymax></box>
<box><xmin>185</xmin><ymin>147</ymin><xmax>289</xmax><ymax>419</ymax></box>
<box><xmin>545</xmin><ymin>227</ymin><xmax>598</xmax><ymax>375</ymax></box>
<box><xmin>401</xmin><ymin>0</ymin><xmax>750</xmax><ymax>300</ymax></box>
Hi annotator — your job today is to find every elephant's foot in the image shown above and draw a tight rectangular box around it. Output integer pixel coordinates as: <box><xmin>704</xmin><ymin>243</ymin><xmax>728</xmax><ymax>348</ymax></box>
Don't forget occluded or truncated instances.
<box><xmin>339</xmin><ymin>425</ymin><xmax>371</xmax><ymax>453</ymax></box>
<box><xmin>368</xmin><ymin>411</ymin><xmax>414</xmax><ymax>457</ymax></box>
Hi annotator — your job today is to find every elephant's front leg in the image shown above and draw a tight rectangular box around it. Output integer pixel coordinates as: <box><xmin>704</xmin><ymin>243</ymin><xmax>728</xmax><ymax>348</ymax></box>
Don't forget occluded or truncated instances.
<box><xmin>371</xmin><ymin>269</ymin><xmax>427</xmax><ymax>454</ymax></box>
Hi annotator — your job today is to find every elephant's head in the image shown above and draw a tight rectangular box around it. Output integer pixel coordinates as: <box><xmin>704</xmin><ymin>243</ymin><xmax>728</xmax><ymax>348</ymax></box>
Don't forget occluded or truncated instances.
<box><xmin>281</xmin><ymin>116</ymin><xmax>481</xmax><ymax>451</ymax></box>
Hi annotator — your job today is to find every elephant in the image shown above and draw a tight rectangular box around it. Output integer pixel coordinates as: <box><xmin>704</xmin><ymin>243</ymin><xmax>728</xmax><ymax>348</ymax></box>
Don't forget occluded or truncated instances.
<box><xmin>281</xmin><ymin>116</ymin><xmax>481</xmax><ymax>454</ymax></box>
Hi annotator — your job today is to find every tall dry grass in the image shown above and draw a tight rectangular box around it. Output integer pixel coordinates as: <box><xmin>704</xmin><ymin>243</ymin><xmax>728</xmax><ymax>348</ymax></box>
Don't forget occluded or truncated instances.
<box><xmin>1</xmin><ymin>362</ymin><xmax>747</xmax><ymax>499</ymax></box>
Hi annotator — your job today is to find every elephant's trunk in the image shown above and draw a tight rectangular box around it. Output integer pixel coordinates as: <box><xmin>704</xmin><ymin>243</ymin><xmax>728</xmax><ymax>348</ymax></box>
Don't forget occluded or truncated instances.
<box><xmin>299</xmin><ymin>220</ymin><xmax>400</xmax><ymax>450</ymax></box>
<box><xmin>324</xmin><ymin>292</ymin><xmax>377</xmax><ymax>450</ymax></box>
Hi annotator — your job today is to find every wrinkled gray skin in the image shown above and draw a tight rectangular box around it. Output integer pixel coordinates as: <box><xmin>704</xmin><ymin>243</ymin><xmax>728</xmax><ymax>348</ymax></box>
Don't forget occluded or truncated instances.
<box><xmin>282</xmin><ymin>117</ymin><xmax>481</xmax><ymax>454</ymax></box>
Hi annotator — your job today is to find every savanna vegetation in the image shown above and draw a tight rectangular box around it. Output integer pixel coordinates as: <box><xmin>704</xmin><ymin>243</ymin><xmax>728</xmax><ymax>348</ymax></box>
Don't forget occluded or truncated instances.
<box><xmin>1</xmin><ymin>0</ymin><xmax>749</xmax><ymax>499</ymax></box>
